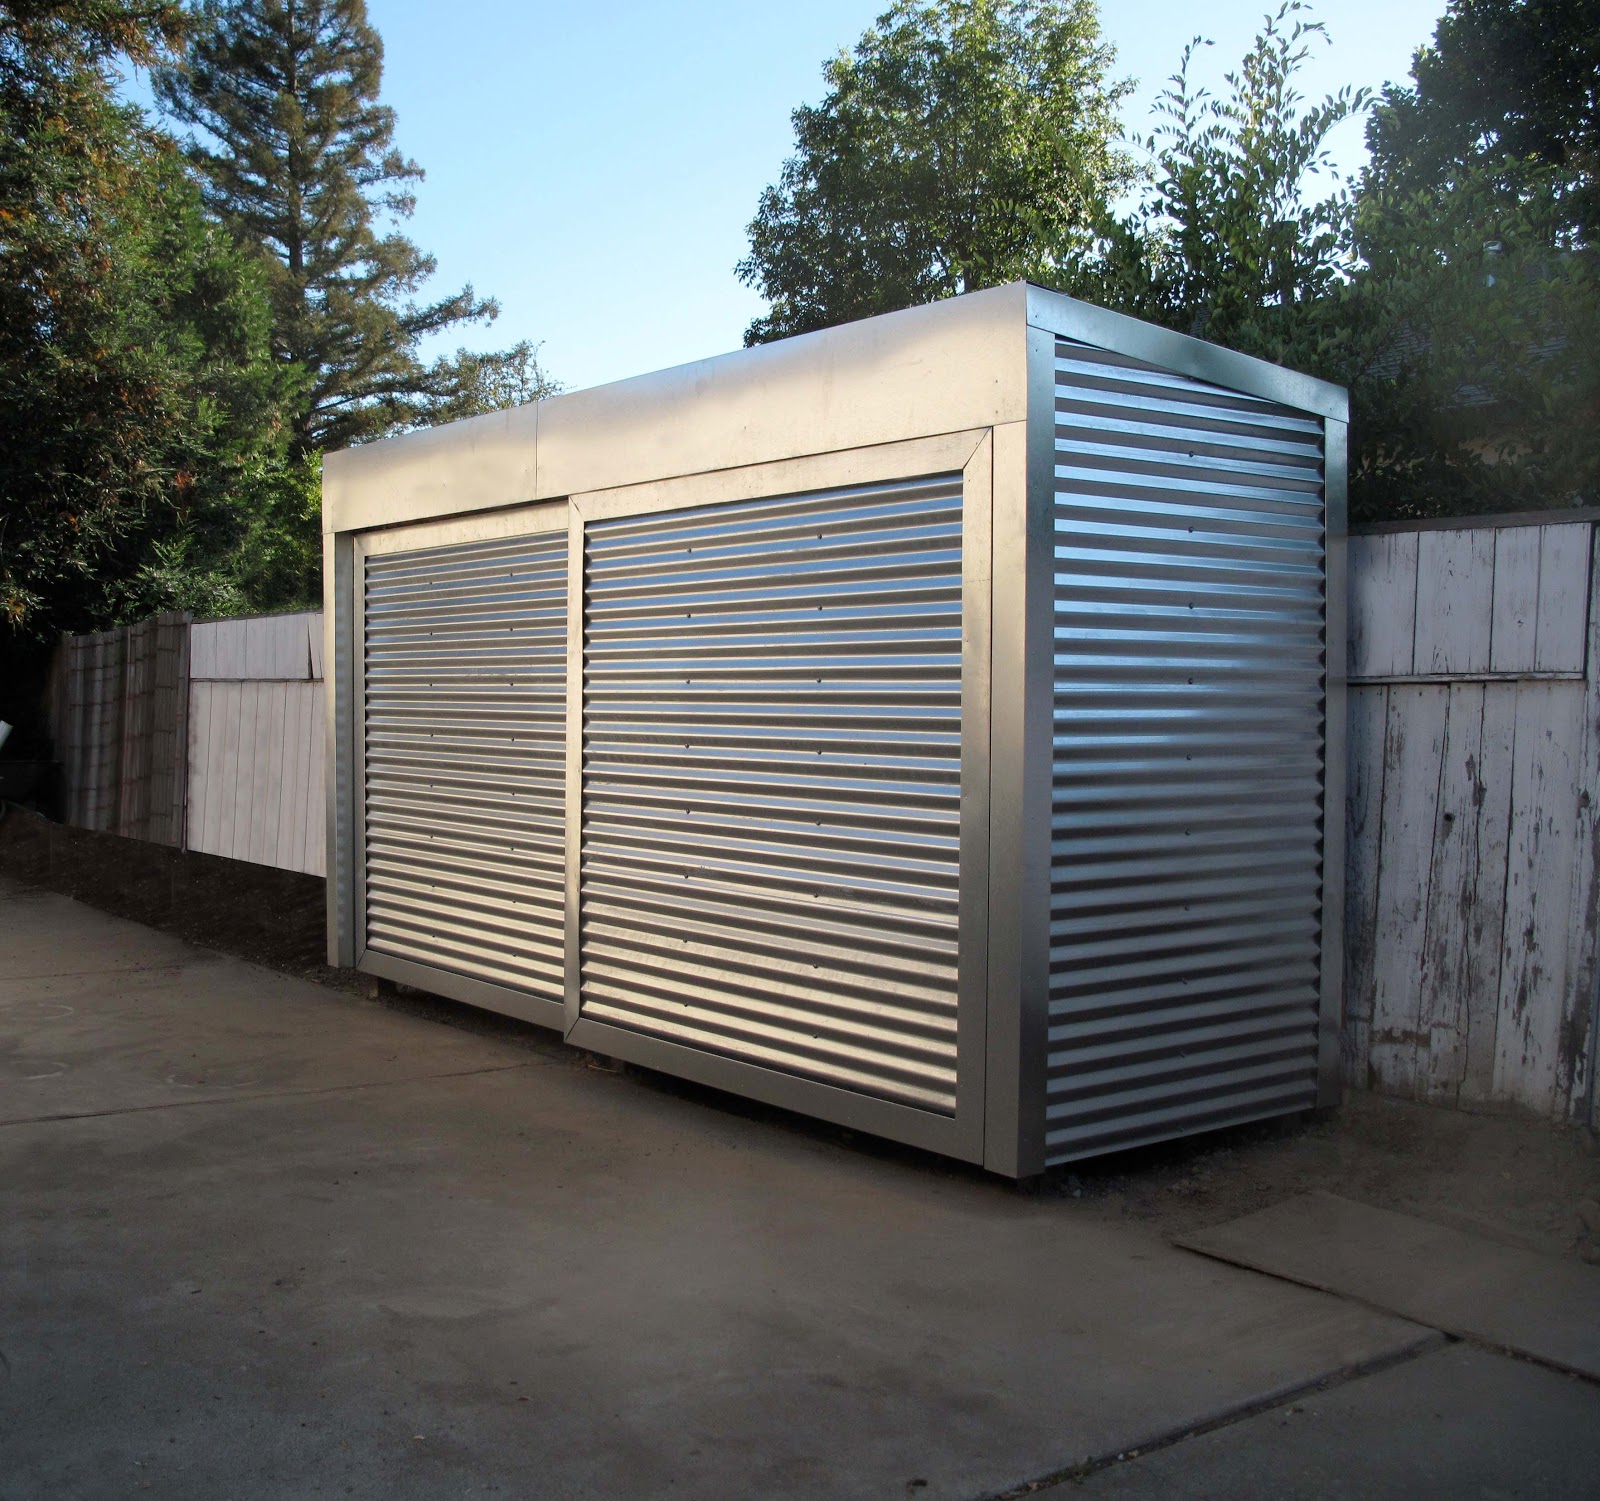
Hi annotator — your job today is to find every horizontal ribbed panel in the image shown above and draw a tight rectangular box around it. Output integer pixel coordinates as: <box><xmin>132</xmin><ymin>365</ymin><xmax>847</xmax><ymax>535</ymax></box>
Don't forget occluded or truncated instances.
<box><xmin>1047</xmin><ymin>341</ymin><xmax>1327</xmax><ymax>1163</ymax></box>
<box><xmin>579</xmin><ymin>476</ymin><xmax>964</xmax><ymax>1114</ymax></box>
<box><xmin>362</xmin><ymin>530</ymin><xmax>567</xmax><ymax>999</ymax></box>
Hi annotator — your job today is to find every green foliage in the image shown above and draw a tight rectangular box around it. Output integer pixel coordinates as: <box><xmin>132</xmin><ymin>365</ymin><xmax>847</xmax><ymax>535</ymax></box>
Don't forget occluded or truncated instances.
<box><xmin>1345</xmin><ymin>0</ymin><xmax>1600</xmax><ymax>518</ymax></box>
<box><xmin>2</xmin><ymin>0</ymin><xmax>185</xmax><ymax>68</ymax></box>
<box><xmin>0</xmin><ymin>0</ymin><xmax>297</xmax><ymax>641</ymax></box>
<box><xmin>738</xmin><ymin>0</ymin><xmax>1133</xmax><ymax>343</ymax></box>
<box><xmin>429</xmin><ymin>340</ymin><xmax>560</xmax><ymax>425</ymax></box>
<box><xmin>1366</xmin><ymin>0</ymin><xmax>1598</xmax><ymax>244</ymax></box>
<box><xmin>1072</xmin><ymin>4</ymin><xmax>1367</xmax><ymax>351</ymax></box>
<box><xmin>227</xmin><ymin>446</ymin><xmax>322</xmax><ymax>609</ymax></box>
<box><xmin>122</xmin><ymin>447</ymin><xmax>322</xmax><ymax>615</ymax></box>
<box><xmin>1072</xmin><ymin>0</ymin><xmax>1597</xmax><ymax>520</ymax></box>
<box><xmin>155</xmin><ymin>0</ymin><xmax>498</xmax><ymax>453</ymax></box>
<box><xmin>1347</xmin><ymin>162</ymin><xmax>1598</xmax><ymax>516</ymax></box>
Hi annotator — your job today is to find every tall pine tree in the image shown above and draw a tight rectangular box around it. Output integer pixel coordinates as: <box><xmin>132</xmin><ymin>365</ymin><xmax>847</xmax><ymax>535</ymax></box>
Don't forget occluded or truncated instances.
<box><xmin>155</xmin><ymin>0</ymin><xmax>496</xmax><ymax>453</ymax></box>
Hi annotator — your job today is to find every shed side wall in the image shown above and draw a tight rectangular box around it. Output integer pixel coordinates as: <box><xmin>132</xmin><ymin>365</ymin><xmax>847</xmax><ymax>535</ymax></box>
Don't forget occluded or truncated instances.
<box><xmin>1044</xmin><ymin>339</ymin><xmax>1330</xmax><ymax>1163</ymax></box>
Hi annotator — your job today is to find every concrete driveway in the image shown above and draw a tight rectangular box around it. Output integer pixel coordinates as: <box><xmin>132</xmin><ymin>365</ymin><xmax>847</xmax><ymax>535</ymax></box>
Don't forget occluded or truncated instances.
<box><xmin>2</xmin><ymin>876</ymin><xmax>1595</xmax><ymax>1499</ymax></box>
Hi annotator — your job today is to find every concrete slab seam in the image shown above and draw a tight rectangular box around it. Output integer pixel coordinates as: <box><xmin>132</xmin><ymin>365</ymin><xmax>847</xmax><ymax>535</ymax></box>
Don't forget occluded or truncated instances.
<box><xmin>0</xmin><ymin>1060</ymin><xmax>545</xmax><ymax>1130</ymax></box>
<box><xmin>1172</xmin><ymin>1241</ymin><xmax>1600</xmax><ymax>1387</ymax></box>
<box><xmin>969</xmin><ymin>1331</ymin><xmax>1448</xmax><ymax>1501</ymax></box>
<box><xmin>1</xmin><ymin>961</ymin><xmax>206</xmax><ymax>982</ymax></box>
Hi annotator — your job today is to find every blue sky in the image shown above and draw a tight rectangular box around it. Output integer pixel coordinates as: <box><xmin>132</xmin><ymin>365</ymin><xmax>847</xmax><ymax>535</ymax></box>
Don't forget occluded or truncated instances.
<box><xmin>154</xmin><ymin>0</ymin><xmax>1452</xmax><ymax>393</ymax></box>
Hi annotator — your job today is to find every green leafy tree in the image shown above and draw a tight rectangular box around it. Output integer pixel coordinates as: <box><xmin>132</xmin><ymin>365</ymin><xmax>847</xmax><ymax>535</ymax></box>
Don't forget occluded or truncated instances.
<box><xmin>1366</xmin><ymin>0</ymin><xmax>1597</xmax><ymax>244</ymax></box>
<box><xmin>1347</xmin><ymin>161</ymin><xmax>1598</xmax><ymax>517</ymax></box>
<box><xmin>1346</xmin><ymin>0</ymin><xmax>1600</xmax><ymax>516</ymax></box>
<box><xmin>738</xmin><ymin>0</ymin><xmax>1134</xmax><ymax>343</ymax></box>
<box><xmin>0</xmin><ymin>0</ymin><xmax>295</xmax><ymax>642</ymax></box>
<box><xmin>429</xmin><ymin>339</ymin><xmax>560</xmax><ymax>425</ymax></box>
<box><xmin>225</xmin><ymin>447</ymin><xmax>323</xmax><ymax>609</ymax></box>
<box><xmin>154</xmin><ymin>0</ymin><xmax>497</xmax><ymax>453</ymax></box>
<box><xmin>1074</xmin><ymin>3</ymin><xmax>1368</xmax><ymax>352</ymax></box>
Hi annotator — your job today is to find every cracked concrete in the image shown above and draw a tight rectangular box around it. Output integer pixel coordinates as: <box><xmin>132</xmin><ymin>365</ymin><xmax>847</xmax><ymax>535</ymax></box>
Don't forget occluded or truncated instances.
<box><xmin>1</xmin><ymin>876</ymin><xmax>1595</xmax><ymax>1499</ymax></box>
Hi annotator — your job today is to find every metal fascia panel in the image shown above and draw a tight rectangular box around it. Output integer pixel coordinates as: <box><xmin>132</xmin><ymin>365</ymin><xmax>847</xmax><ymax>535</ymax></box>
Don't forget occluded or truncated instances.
<box><xmin>323</xmin><ymin>285</ymin><xmax>1029</xmax><ymax>537</ymax></box>
<box><xmin>323</xmin><ymin>402</ymin><xmax>539</xmax><ymax>536</ymax></box>
<box><xmin>1025</xmin><ymin>284</ymin><xmax>1348</xmax><ymax>423</ymax></box>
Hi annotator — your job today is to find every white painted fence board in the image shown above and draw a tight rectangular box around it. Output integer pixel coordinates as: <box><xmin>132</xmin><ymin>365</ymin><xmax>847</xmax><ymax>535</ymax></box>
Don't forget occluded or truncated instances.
<box><xmin>232</xmin><ymin>683</ymin><xmax>261</xmax><ymax>863</ymax></box>
<box><xmin>214</xmin><ymin>682</ymin><xmax>242</xmax><ymax>859</ymax></box>
<box><xmin>188</xmin><ymin>623</ymin><xmax>216</xmax><ymax>681</ymax></box>
<box><xmin>207</xmin><ymin>681</ymin><xmax>231</xmax><ymax>859</ymax></box>
<box><xmin>257</xmin><ymin>684</ymin><xmax>279</xmax><ymax>870</ymax></box>
<box><xmin>1414</xmin><ymin>530</ymin><xmax>1494</xmax><ymax>675</ymax></box>
<box><xmin>1460</xmin><ymin>685</ymin><xmax>1517</xmax><ymax>1105</ymax></box>
<box><xmin>275</xmin><ymin>681</ymin><xmax>300</xmax><ymax>870</ymax></box>
<box><xmin>1534</xmin><ymin>525</ymin><xmax>1591</xmax><ymax>673</ymax></box>
<box><xmin>281</xmin><ymin>683</ymin><xmax>303</xmax><ymax>874</ymax></box>
<box><xmin>205</xmin><ymin>681</ymin><xmax>233</xmax><ymax>860</ymax></box>
<box><xmin>233</xmin><ymin>682</ymin><xmax>258</xmax><ymax>864</ymax></box>
<box><xmin>261</xmin><ymin>680</ymin><xmax>284</xmax><ymax>865</ymax></box>
<box><xmin>1563</xmin><ymin>530</ymin><xmax>1600</xmax><ymax>1120</ymax></box>
<box><xmin>278</xmin><ymin>680</ymin><xmax>299</xmax><ymax>867</ymax></box>
<box><xmin>215</xmin><ymin>682</ymin><xmax>240</xmax><ymax>859</ymax></box>
<box><xmin>242</xmin><ymin>617</ymin><xmax>268</xmax><ymax>681</ymax></box>
<box><xmin>1492</xmin><ymin>681</ymin><xmax>1587</xmax><ymax>1113</ymax></box>
<box><xmin>258</xmin><ymin>681</ymin><xmax>286</xmax><ymax>866</ymax></box>
<box><xmin>185</xmin><ymin>680</ymin><xmax>207</xmax><ymax>857</ymax></box>
<box><xmin>273</xmin><ymin>683</ymin><xmax>299</xmax><ymax>871</ymax></box>
<box><xmin>1367</xmin><ymin>685</ymin><xmax>1449</xmax><ymax>1095</ymax></box>
<box><xmin>1343</xmin><ymin>686</ymin><xmax>1389</xmax><ymax>1082</ymax></box>
<box><xmin>273</xmin><ymin>615</ymin><xmax>313</xmax><ymax>679</ymax></box>
<box><xmin>1489</xmin><ymin>527</ymin><xmax>1542</xmax><ymax>673</ymax></box>
<box><xmin>184</xmin><ymin>678</ymin><xmax>325</xmax><ymax>876</ymax></box>
<box><xmin>282</xmin><ymin>614</ymin><xmax>312</xmax><ymax>679</ymax></box>
<box><xmin>218</xmin><ymin>620</ymin><xmax>250</xmax><ymax>680</ymax></box>
<box><xmin>1349</xmin><ymin>531</ymin><xmax>1419</xmax><ymax>678</ymax></box>
<box><xmin>1416</xmin><ymin>685</ymin><xmax>1506</xmax><ymax>1102</ymax></box>
<box><xmin>189</xmin><ymin>623</ymin><xmax>208</xmax><ymax>681</ymax></box>
<box><xmin>192</xmin><ymin>613</ymin><xmax>316</xmax><ymax>680</ymax></box>
<box><xmin>307</xmin><ymin>613</ymin><xmax>324</xmax><ymax>681</ymax></box>
<box><xmin>1415</xmin><ymin>685</ymin><xmax>1474</xmax><ymax>1098</ymax></box>
<box><xmin>292</xmin><ymin>681</ymin><xmax>312</xmax><ymax>872</ymax></box>
<box><xmin>227</xmin><ymin>620</ymin><xmax>252</xmax><ymax>680</ymax></box>
<box><xmin>245</xmin><ymin>681</ymin><xmax>278</xmax><ymax>866</ymax></box>
<box><xmin>191</xmin><ymin>683</ymin><xmax>215</xmax><ymax>857</ymax></box>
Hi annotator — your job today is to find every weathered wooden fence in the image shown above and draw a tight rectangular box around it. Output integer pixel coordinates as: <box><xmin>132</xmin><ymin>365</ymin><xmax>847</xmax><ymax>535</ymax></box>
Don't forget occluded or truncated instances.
<box><xmin>1346</xmin><ymin>514</ymin><xmax>1599</xmax><ymax>1124</ymax></box>
<box><xmin>46</xmin><ymin>612</ymin><xmax>190</xmax><ymax>844</ymax></box>
<box><xmin>186</xmin><ymin>613</ymin><xmax>326</xmax><ymax>876</ymax></box>
<box><xmin>36</xmin><ymin>516</ymin><xmax>1600</xmax><ymax>1124</ymax></box>
<box><xmin>46</xmin><ymin>609</ymin><xmax>324</xmax><ymax>876</ymax></box>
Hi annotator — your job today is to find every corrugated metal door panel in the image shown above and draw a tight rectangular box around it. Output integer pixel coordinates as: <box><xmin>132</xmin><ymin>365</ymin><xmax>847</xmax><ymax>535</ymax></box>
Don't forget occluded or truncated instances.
<box><xmin>1047</xmin><ymin>340</ymin><xmax>1327</xmax><ymax>1162</ymax></box>
<box><xmin>580</xmin><ymin>476</ymin><xmax>964</xmax><ymax>1115</ymax></box>
<box><xmin>362</xmin><ymin>530</ymin><xmax>567</xmax><ymax>998</ymax></box>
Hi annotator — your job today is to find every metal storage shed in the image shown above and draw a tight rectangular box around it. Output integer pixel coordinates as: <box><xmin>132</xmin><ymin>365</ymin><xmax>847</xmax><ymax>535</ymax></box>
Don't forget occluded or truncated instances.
<box><xmin>323</xmin><ymin>281</ymin><xmax>1346</xmax><ymax>1178</ymax></box>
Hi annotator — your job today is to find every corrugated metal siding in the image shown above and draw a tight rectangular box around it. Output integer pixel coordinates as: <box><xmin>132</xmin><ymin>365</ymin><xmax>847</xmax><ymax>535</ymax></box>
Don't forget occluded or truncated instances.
<box><xmin>1047</xmin><ymin>340</ymin><xmax>1328</xmax><ymax>1162</ymax></box>
<box><xmin>361</xmin><ymin>531</ymin><xmax>567</xmax><ymax>998</ymax></box>
<box><xmin>579</xmin><ymin>477</ymin><xmax>964</xmax><ymax>1114</ymax></box>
